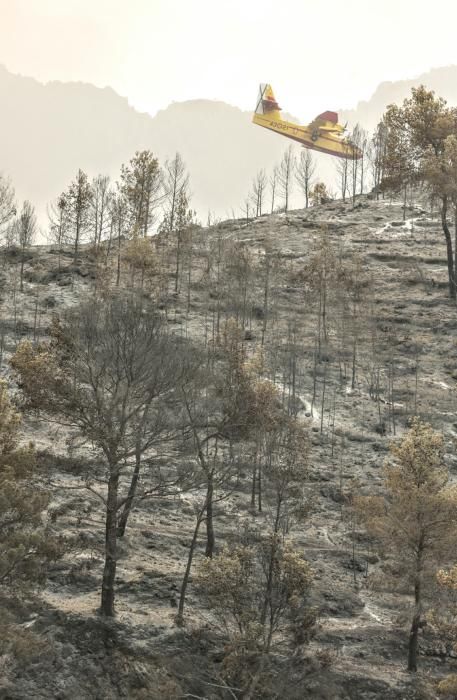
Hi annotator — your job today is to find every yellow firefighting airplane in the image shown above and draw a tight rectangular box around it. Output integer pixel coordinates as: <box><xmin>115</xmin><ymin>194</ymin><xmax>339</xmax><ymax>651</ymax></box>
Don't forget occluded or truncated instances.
<box><xmin>253</xmin><ymin>84</ymin><xmax>362</xmax><ymax>160</ymax></box>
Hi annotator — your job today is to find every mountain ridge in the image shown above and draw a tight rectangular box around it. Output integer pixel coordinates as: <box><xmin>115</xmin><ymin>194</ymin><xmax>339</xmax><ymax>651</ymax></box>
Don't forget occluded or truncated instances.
<box><xmin>3</xmin><ymin>64</ymin><xmax>457</xmax><ymax>227</ymax></box>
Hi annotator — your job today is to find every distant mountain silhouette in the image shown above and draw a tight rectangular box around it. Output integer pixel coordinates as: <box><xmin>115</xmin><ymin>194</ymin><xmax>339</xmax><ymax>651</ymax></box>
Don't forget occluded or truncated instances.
<box><xmin>2</xmin><ymin>64</ymin><xmax>457</xmax><ymax>228</ymax></box>
<box><xmin>339</xmin><ymin>66</ymin><xmax>457</xmax><ymax>132</ymax></box>
<box><xmin>0</xmin><ymin>65</ymin><xmax>289</xmax><ymax>227</ymax></box>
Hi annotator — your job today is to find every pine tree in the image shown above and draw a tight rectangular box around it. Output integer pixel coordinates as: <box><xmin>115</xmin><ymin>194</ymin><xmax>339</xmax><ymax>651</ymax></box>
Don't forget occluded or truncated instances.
<box><xmin>121</xmin><ymin>150</ymin><xmax>162</xmax><ymax>236</ymax></box>
<box><xmin>0</xmin><ymin>380</ymin><xmax>59</xmax><ymax>586</ymax></box>
<box><xmin>357</xmin><ymin>419</ymin><xmax>457</xmax><ymax>671</ymax></box>
<box><xmin>15</xmin><ymin>200</ymin><xmax>37</xmax><ymax>291</ymax></box>
<box><xmin>65</xmin><ymin>169</ymin><xmax>93</xmax><ymax>260</ymax></box>
<box><xmin>380</xmin><ymin>86</ymin><xmax>457</xmax><ymax>297</ymax></box>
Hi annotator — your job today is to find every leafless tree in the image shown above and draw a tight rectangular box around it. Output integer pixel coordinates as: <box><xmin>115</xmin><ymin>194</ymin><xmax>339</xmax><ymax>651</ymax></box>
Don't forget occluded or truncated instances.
<box><xmin>48</xmin><ymin>194</ymin><xmax>70</xmax><ymax>269</ymax></box>
<box><xmin>162</xmin><ymin>152</ymin><xmax>190</xmax><ymax>236</ymax></box>
<box><xmin>270</xmin><ymin>165</ymin><xmax>279</xmax><ymax>213</ymax></box>
<box><xmin>278</xmin><ymin>145</ymin><xmax>295</xmax><ymax>212</ymax></box>
<box><xmin>241</xmin><ymin>197</ymin><xmax>252</xmax><ymax>222</ymax></box>
<box><xmin>348</xmin><ymin>124</ymin><xmax>365</xmax><ymax>205</ymax></box>
<box><xmin>335</xmin><ymin>157</ymin><xmax>349</xmax><ymax>202</ymax></box>
<box><xmin>15</xmin><ymin>200</ymin><xmax>37</xmax><ymax>291</ymax></box>
<box><xmin>13</xmin><ymin>293</ymin><xmax>195</xmax><ymax>616</ymax></box>
<box><xmin>90</xmin><ymin>174</ymin><xmax>112</xmax><ymax>250</ymax></box>
<box><xmin>251</xmin><ymin>169</ymin><xmax>267</xmax><ymax>216</ymax></box>
<box><xmin>295</xmin><ymin>150</ymin><xmax>316</xmax><ymax>208</ymax></box>
<box><xmin>110</xmin><ymin>190</ymin><xmax>130</xmax><ymax>286</ymax></box>
<box><xmin>0</xmin><ymin>174</ymin><xmax>16</xmax><ymax>238</ymax></box>
<box><xmin>160</xmin><ymin>155</ymin><xmax>193</xmax><ymax>293</ymax></box>
<box><xmin>358</xmin><ymin>127</ymin><xmax>369</xmax><ymax>194</ymax></box>
<box><xmin>370</xmin><ymin>120</ymin><xmax>388</xmax><ymax>199</ymax></box>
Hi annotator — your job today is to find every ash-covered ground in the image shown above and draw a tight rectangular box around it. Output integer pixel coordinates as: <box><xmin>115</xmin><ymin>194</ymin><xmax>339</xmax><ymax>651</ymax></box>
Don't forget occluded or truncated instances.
<box><xmin>2</xmin><ymin>195</ymin><xmax>457</xmax><ymax>699</ymax></box>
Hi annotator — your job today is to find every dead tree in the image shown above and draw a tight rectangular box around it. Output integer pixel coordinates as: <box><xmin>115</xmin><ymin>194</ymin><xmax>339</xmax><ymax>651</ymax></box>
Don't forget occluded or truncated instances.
<box><xmin>90</xmin><ymin>174</ymin><xmax>112</xmax><ymax>250</ymax></box>
<box><xmin>12</xmin><ymin>293</ymin><xmax>194</xmax><ymax>617</ymax></box>
<box><xmin>278</xmin><ymin>146</ymin><xmax>295</xmax><ymax>212</ymax></box>
<box><xmin>295</xmin><ymin>150</ymin><xmax>316</xmax><ymax>208</ymax></box>
<box><xmin>270</xmin><ymin>165</ymin><xmax>279</xmax><ymax>214</ymax></box>
<box><xmin>251</xmin><ymin>169</ymin><xmax>268</xmax><ymax>216</ymax></box>
<box><xmin>0</xmin><ymin>175</ymin><xmax>16</xmax><ymax>238</ymax></box>
<box><xmin>15</xmin><ymin>200</ymin><xmax>37</xmax><ymax>291</ymax></box>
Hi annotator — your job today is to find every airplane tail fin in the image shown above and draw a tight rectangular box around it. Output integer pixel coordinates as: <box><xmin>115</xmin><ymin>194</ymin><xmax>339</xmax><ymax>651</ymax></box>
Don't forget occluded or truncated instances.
<box><xmin>255</xmin><ymin>84</ymin><xmax>282</xmax><ymax>120</ymax></box>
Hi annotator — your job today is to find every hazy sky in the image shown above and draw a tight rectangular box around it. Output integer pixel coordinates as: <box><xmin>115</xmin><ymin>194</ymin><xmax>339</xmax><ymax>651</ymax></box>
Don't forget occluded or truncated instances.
<box><xmin>1</xmin><ymin>0</ymin><xmax>457</xmax><ymax>119</ymax></box>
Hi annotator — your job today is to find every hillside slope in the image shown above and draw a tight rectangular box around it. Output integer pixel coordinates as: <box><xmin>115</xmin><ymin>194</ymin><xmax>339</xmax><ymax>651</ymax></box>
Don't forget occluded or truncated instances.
<box><xmin>1</xmin><ymin>195</ymin><xmax>457</xmax><ymax>698</ymax></box>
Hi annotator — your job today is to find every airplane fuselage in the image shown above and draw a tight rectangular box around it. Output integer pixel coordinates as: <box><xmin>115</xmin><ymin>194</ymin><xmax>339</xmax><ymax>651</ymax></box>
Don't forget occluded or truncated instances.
<box><xmin>252</xmin><ymin>111</ymin><xmax>362</xmax><ymax>160</ymax></box>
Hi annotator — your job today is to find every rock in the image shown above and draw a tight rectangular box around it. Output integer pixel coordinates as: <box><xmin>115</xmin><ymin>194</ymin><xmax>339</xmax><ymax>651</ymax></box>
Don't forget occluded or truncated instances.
<box><xmin>318</xmin><ymin>588</ymin><xmax>364</xmax><ymax>617</ymax></box>
<box><xmin>42</xmin><ymin>294</ymin><xmax>57</xmax><ymax>308</ymax></box>
<box><xmin>342</xmin><ymin>557</ymin><xmax>366</xmax><ymax>573</ymax></box>
<box><xmin>320</xmin><ymin>484</ymin><xmax>346</xmax><ymax>504</ymax></box>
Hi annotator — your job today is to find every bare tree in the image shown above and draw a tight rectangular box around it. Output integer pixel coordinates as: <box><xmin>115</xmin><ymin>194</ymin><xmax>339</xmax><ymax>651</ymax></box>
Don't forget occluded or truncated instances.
<box><xmin>241</xmin><ymin>196</ymin><xmax>252</xmax><ymax>222</ymax></box>
<box><xmin>348</xmin><ymin>124</ymin><xmax>365</xmax><ymax>205</ymax></box>
<box><xmin>251</xmin><ymin>169</ymin><xmax>267</xmax><ymax>216</ymax></box>
<box><xmin>0</xmin><ymin>174</ymin><xmax>16</xmax><ymax>238</ymax></box>
<box><xmin>335</xmin><ymin>157</ymin><xmax>349</xmax><ymax>202</ymax></box>
<box><xmin>270</xmin><ymin>165</ymin><xmax>279</xmax><ymax>213</ymax></box>
<box><xmin>15</xmin><ymin>201</ymin><xmax>37</xmax><ymax>291</ymax></box>
<box><xmin>358</xmin><ymin>127</ymin><xmax>369</xmax><ymax>194</ymax></box>
<box><xmin>48</xmin><ymin>194</ymin><xmax>70</xmax><ymax>269</ymax></box>
<box><xmin>110</xmin><ymin>190</ymin><xmax>130</xmax><ymax>286</ymax></box>
<box><xmin>160</xmin><ymin>157</ymin><xmax>193</xmax><ymax>294</ymax></box>
<box><xmin>295</xmin><ymin>150</ymin><xmax>316</xmax><ymax>208</ymax></box>
<box><xmin>370</xmin><ymin>120</ymin><xmax>388</xmax><ymax>199</ymax></box>
<box><xmin>278</xmin><ymin>146</ymin><xmax>295</xmax><ymax>212</ymax></box>
<box><xmin>176</xmin><ymin>382</ymin><xmax>240</xmax><ymax>623</ymax></box>
<box><xmin>12</xmin><ymin>293</ymin><xmax>194</xmax><ymax>617</ymax></box>
<box><xmin>90</xmin><ymin>174</ymin><xmax>112</xmax><ymax>250</ymax></box>
<box><xmin>162</xmin><ymin>152</ymin><xmax>190</xmax><ymax>236</ymax></box>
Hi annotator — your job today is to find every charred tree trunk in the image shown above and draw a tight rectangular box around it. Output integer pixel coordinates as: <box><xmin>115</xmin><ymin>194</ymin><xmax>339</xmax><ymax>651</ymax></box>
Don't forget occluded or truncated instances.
<box><xmin>101</xmin><ymin>468</ymin><xmax>120</xmax><ymax>617</ymax></box>
<box><xmin>454</xmin><ymin>203</ymin><xmax>457</xmax><ymax>300</ymax></box>
<box><xmin>408</xmin><ymin>538</ymin><xmax>424</xmax><ymax>672</ymax></box>
<box><xmin>440</xmin><ymin>196</ymin><xmax>456</xmax><ymax>299</ymax></box>
<box><xmin>258</xmin><ymin>463</ymin><xmax>262</xmax><ymax>512</ymax></box>
<box><xmin>116</xmin><ymin>227</ymin><xmax>122</xmax><ymax>287</ymax></box>
<box><xmin>20</xmin><ymin>247</ymin><xmax>25</xmax><ymax>292</ymax></box>
<box><xmin>251</xmin><ymin>462</ymin><xmax>257</xmax><ymax>508</ymax></box>
<box><xmin>177</xmin><ymin>507</ymin><xmax>205</xmax><ymax>624</ymax></box>
<box><xmin>175</xmin><ymin>229</ymin><xmax>182</xmax><ymax>294</ymax></box>
<box><xmin>117</xmin><ymin>450</ymin><xmax>141</xmax><ymax>538</ymax></box>
<box><xmin>205</xmin><ymin>471</ymin><xmax>215</xmax><ymax>558</ymax></box>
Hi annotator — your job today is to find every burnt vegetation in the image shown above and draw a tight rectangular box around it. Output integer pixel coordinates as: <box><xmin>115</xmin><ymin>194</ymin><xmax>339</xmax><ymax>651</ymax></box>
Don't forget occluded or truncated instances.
<box><xmin>2</xmin><ymin>90</ymin><xmax>457</xmax><ymax>699</ymax></box>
